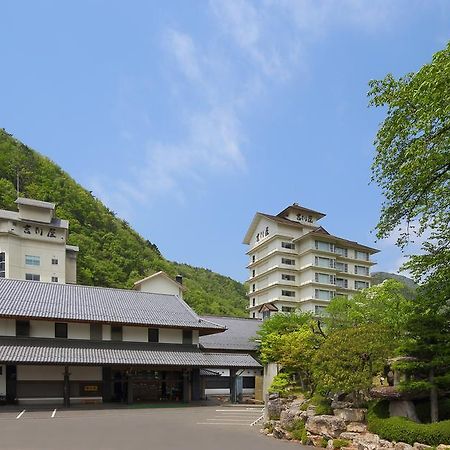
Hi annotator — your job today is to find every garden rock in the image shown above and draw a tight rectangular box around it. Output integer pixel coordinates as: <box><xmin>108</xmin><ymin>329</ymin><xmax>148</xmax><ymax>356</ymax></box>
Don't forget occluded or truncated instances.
<box><xmin>306</xmin><ymin>415</ymin><xmax>346</xmax><ymax>439</ymax></box>
<box><xmin>437</xmin><ymin>446</ymin><xmax>450</xmax><ymax>450</ymax></box>
<box><xmin>352</xmin><ymin>432</ymin><xmax>380</xmax><ymax>450</ymax></box>
<box><xmin>379</xmin><ymin>439</ymin><xmax>394</xmax><ymax>448</ymax></box>
<box><xmin>389</xmin><ymin>400</ymin><xmax>420</xmax><ymax>423</ymax></box>
<box><xmin>272</xmin><ymin>426</ymin><xmax>291</xmax><ymax>440</ymax></box>
<box><xmin>308</xmin><ymin>433</ymin><xmax>327</xmax><ymax>447</ymax></box>
<box><xmin>334</xmin><ymin>408</ymin><xmax>366</xmax><ymax>423</ymax></box>
<box><xmin>346</xmin><ymin>422</ymin><xmax>368</xmax><ymax>433</ymax></box>
<box><xmin>279</xmin><ymin>397</ymin><xmax>306</xmax><ymax>428</ymax></box>
<box><xmin>267</xmin><ymin>397</ymin><xmax>288</xmax><ymax>420</ymax></box>
<box><xmin>413</xmin><ymin>444</ymin><xmax>431</xmax><ymax>450</ymax></box>
<box><xmin>394</xmin><ymin>443</ymin><xmax>413</xmax><ymax>450</ymax></box>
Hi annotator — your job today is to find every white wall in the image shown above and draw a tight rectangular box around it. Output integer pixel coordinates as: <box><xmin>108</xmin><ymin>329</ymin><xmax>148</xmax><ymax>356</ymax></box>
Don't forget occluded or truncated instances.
<box><xmin>30</xmin><ymin>320</ymin><xmax>54</xmax><ymax>338</ymax></box>
<box><xmin>123</xmin><ymin>326</ymin><xmax>147</xmax><ymax>342</ymax></box>
<box><xmin>192</xmin><ymin>330</ymin><xmax>199</xmax><ymax>345</ymax></box>
<box><xmin>137</xmin><ymin>276</ymin><xmax>183</xmax><ymax>298</ymax></box>
<box><xmin>69</xmin><ymin>366</ymin><xmax>102</xmax><ymax>381</ymax></box>
<box><xmin>159</xmin><ymin>328</ymin><xmax>182</xmax><ymax>344</ymax></box>
<box><xmin>68</xmin><ymin>323</ymin><xmax>90</xmax><ymax>340</ymax></box>
<box><xmin>17</xmin><ymin>365</ymin><xmax>102</xmax><ymax>381</ymax></box>
<box><xmin>0</xmin><ymin>319</ymin><xmax>15</xmax><ymax>336</ymax></box>
<box><xmin>0</xmin><ymin>365</ymin><xmax>6</xmax><ymax>397</ymax></box>
<box><xmin>102</xmin><ymin>325</ymin><xmax>111</xmax><ymax>341</ymax></box>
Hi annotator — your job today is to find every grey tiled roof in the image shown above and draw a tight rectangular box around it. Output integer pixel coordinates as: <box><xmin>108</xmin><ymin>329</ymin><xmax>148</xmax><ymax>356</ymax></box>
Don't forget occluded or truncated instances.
<box><xmin>0</xmin><ymin>278</ymin><xmax>224</xmax><ymax>332</ymax></box>
<box><xmin>0</xmin><ymin>338</ymin><xmax>261</xmax><ymax>368</ymax></box>
<box><xmin>199</xmin><ymin>316</ymin><xmax>261</xmax><ymax>351</ymax></box>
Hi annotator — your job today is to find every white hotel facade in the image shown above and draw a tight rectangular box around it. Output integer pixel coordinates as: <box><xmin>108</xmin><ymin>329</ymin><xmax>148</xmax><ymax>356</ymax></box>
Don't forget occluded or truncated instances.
<box><xmin>243</xmin><ymin>203</ymin><xmax>379</xmax><ymax>319</ymax></box>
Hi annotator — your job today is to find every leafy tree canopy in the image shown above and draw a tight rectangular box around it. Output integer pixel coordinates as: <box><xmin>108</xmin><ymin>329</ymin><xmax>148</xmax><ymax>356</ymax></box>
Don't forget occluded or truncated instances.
<box><xmin>369</xmin><ymin>42</ymin><xmax>450</xmax><ymax>285</ymax></box>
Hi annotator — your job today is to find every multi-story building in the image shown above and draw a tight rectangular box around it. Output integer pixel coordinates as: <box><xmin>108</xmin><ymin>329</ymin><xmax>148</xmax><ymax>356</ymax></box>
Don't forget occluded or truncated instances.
<box><xmin>243</xmin><ymin>203</ymin><xmax>379</xmax><ymax>319</ymax></box>
<box><xmin>0</xmin><ymin>198</ymin><xmax>78</xmax><ymax>284</ymax></box>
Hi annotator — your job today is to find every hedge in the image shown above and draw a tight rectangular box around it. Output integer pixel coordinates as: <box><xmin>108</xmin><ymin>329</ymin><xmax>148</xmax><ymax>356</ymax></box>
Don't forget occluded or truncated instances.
<box><xmin>368</xmin><ymin>401</ymin><xmax>450</xmax><ymax>445</ymax></box>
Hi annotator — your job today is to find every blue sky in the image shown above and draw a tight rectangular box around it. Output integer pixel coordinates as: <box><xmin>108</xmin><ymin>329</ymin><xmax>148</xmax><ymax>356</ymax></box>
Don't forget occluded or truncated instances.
<box><xmin>1</xmin><ymin>1</ymin><xmax>449</xmax><ymax>281</ymax></box>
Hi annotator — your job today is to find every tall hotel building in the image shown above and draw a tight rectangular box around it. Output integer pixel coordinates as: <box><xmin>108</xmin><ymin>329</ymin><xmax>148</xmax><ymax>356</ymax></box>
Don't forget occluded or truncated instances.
<box><xmin>243</xmin><ymin>203</ymin><xmax>378</xmax><ymax>319</ymax></box>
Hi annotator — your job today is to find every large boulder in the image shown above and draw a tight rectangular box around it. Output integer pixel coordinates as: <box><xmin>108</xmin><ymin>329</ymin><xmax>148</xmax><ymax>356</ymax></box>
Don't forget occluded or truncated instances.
<box><xmin>352</xmin><ymin>433</ymin><xmax>380</xmax><ymax>450</ymax></box>
<box><xmin>267</xmin><ymin>397</ymin><xmax>288</xmax><ymax>420</ymax></box>
<box><xmin>394</xmin><ymin>443</ymin><xmax>413</xmax><ymax>450</ymax></box>
<box><xmin>306</xmin><ymin>415</ymin><xmax>347</xmax><ymax>439</ymax></box>
<box><xmin>334</xmin><ymin>408</ymin><xmax>367</xmax><ymax>423</ymax></box>
<box><xmin>346</xmin><ymin>422</ymin><xmax>368</xmax><ymax>433</ymax></box>
<box><xmin>279</xmin><ymin>397</ymin><xmax>306</xmax><ymax>429</ymax></box>
<box><xmin>272</xmin><ymin>425</ymin><xmax>291</xmax><ymax>440</ymax></box>
<box><xmin>389</xmin><ymin>400</ymin><xmax>420</xmax><ymax>423</ymax></box>
<box><xmin>413</xmin><ymin>444</ymin><xmax>431</xmax><ymax>450</ymax></box>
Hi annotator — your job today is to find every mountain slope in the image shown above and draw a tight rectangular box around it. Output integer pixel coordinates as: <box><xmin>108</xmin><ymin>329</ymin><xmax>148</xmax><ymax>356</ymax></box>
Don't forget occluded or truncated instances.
<box><xmin>0</xmin><ymin>129</ymin><xmax>247</xmax><ymax>317</ymax></box>
<box><xmin>372</xmin><ymin>271</ymin><xmax>418</xmax><ymax>299</ymax></box>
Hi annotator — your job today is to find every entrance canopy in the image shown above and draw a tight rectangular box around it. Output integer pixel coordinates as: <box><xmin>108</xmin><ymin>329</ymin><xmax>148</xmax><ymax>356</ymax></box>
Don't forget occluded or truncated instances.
<box><xmin>0</xmin><ymin>337</ymin><xmax>261</xmax><ymax>369</ymax></box>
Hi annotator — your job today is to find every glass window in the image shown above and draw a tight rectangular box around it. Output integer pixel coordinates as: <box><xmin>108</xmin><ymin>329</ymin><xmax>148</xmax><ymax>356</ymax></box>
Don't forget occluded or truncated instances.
<box><xmin>281</xmin><ymin>242</ymin><xmax>295</xmax><ymax>250</ymax></box>
<box><xmin>334</xmin><ymin>246</ymin><xmax>348</xmax><ymax>257</ymax></box>
<box><xmin>252</xmin><ymin>255</ymin><xmax>255</xmax><ymax>263</ymax></box>
<box><xmin>281</xmin><ymin>290</ymin><xmax>295</xmax><ymax>297</ymax></box>
<box><xmin>0</xmin><ymin>252</ymin><xmax>5</xmax><ymax>278</ymax></box>
<box><xmin>111</xmin><ymin>326</ymin><xmax>123</xmax><ymax>341</ymax></box>
<box><xmin>281</xmin><ymin>257</ymin><xmax>295</xmax><ymax>265</ymax></box>
<box><xmin>335</xmin><ymin>262</ymin><xmax>348</xmax><ymax>272</ymax></box>
<box><xmin>252</xmin><ymin>269</ymin><xmax>255</xmax><ymax>277</ymax></box>
<box><xmin>355</xmin><ymin>281</ymin><xmax>370</xmax><ymax>290</ymax></box>
<box><xmin>252</xmin><ymin>298</ymin><xmax>256</xmax><ymax>306</ymax></box>
<box><xmin>25</xmin><ymin>255</ymin><xmax>40</xmax><ymax>266</ymax></box>
<box><xmin>281</xmin><ymin>274</ymin><xmax>295</xmax><ymax>281</ymax></box>
<box><xmin>315</xmin><ymin>256</ymin><xmax>334</xmax><ymax>268</ymax></box>
<box><xmin>282</xmin><ymin>306</ymin><xmax>295</xmax><ymax>313</ymax></box>
<box><xmin>252</xmin><ymin>283</ymin><xmax>256</xmax><ymax>292</ymax></box>
<box><xmin>55</xmin><ymin>322</ymin><xmax>68</xmax><ymax>339</ymax></box>
<box><xmin>315</xmin><ymin>289</ymin><xmax>334</xmax><ymax>300</ymax></box>
<box><xmin>25</xmin><ymin>273</ymin><xmax>40</xmax><ymax>281</ymax></box>
<box><xmin>262</xmin><ymin>310</ymin><xmax>271</xmax><ymax>320</ymax></box>
<box><xmin>148</xmin><ymin>328</ymin><xmax>159</xmax><ymax>343</ymax></box>
<box><xmin>335</xmin><ymin>278</ymin><xmax>348</xmax><ymax>288</ymax></box>
<box><xmin>16</xmin><ymin>320</ymin><xmax>30</xmax><ymax>337</ymax></box>
<box><xmin>355</xmin><ymin>250</ymin><xmax>369</xmax><ymax>260</ymax></box>
<box><xmin>52</xmin><ymin>258</ymin><xmax>58</xmax><ymax>265</ymax></box>
<box><xmin>51</xmin><ymin>276</ymin><xmax>58</xmax><ymax>283</ymax></box>
<box><xmin>315</xmin><ymin>241</ymin><xmax>333</xmax><ymax>252</ymax></box>
<box><xmin>315</xmin><ymin>273</ymin><xmax>332</xmax><ymax>284</ymax></box>
<box><xmin>354</xmin><ymin>265</ymin><xmax>370</xmax><ymax>276</ymax></box>
<box><xmin>182</xmin><ymin>330</ymin><xmax>193</xmax><ymax>345</ymax></box>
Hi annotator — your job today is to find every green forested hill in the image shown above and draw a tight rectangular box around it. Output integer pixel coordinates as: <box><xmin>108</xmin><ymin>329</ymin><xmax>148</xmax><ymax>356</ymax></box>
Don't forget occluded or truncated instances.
<box><xmin>372</xmin><ymin>271</ymin><xmax>418</xmax><ymax>299</ymax></box>
<box><xmin>0</xmin><ymin>129</ymin><xmax>247</xmax><ymax>317</ymax></box>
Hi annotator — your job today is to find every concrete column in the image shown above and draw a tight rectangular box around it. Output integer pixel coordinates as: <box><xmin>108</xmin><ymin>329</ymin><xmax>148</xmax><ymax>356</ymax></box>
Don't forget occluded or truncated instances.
<box><xmin>63</xmin><ymin>366</ymin><xmax>70</xmax><ymax>408</ymax></box>
<box><xmin>229</xmin><ymin>368</ymin><xmax>237</xmax><ymax>404</ymax></box>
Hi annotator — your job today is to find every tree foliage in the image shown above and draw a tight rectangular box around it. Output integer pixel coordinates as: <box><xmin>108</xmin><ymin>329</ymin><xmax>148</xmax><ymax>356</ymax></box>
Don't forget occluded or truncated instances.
<box><xmin>369</xmin><ymin>43</ymin><xmax>450</xmax><ymax>285</ymax></box>
<box><xmin>0</xmin><ymin>129</ymin><xmax>247</xmax><ymax>316</ymax></box>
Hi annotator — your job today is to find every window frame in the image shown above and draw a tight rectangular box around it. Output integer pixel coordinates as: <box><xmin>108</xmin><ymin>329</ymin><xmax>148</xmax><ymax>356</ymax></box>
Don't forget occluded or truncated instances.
<box><xmin>55</xmin><ymin>322</ymin><xmax>68</xmax><ymax>339</ymax></box>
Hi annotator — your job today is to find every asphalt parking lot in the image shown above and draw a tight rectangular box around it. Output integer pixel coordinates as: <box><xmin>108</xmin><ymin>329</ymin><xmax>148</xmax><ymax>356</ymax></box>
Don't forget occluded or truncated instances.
<box><xmin>0</xmin><ymin>404</ymin><xmax>309</xmax><ymax>450</ymax></box>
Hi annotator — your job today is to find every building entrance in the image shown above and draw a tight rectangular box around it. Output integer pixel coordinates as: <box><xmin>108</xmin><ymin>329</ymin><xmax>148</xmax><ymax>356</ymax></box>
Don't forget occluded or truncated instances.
<box><xmin>132</xmin><ymin>370</ymin><xmax>183</xmax><ymax>402</ymax></box>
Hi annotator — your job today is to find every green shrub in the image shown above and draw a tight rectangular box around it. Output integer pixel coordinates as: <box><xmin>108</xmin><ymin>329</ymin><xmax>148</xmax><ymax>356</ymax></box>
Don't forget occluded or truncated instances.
<box><xmin>263</xmin><ymin>422</ymin><xmax>274</xmax><ymax>433</ymax></box>
<box><xmin>368</xmin><ymin>401</ymin><xmax>450</xmax><ymax>445</ymax></box>
<box><xmin>311</xmin><ymin>393</ymin><xmax>333</xmax><ymax>415</ymax></box>
<box><xmin>320</xmin><ymin>437</ymin><xmax>329</xmax><ymax>448</ymax></box>
<box><xmin>332</xmin><ymin>439</ymin><xmax>351</xmax><ymax>449</ymax></box>
<box><xmin>268</xmin><ymin>373</ymin><xmax>292</xmax><ymax>397</ymax></box>
<box><xmin>288</xmin><ymin>419</ymin><xmax>308</xmax><ymax>444</ymax></box>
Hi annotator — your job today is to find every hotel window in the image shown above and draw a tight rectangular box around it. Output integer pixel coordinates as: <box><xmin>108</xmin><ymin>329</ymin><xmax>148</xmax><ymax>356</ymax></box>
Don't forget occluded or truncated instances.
<box><xmin>281</xmin><ymin>290</ymin><xmax>295</xmax><ymax>297</ymax></box>
<box><xmin>252</xmin><ymin>255</ymin><xmax>256</xmax><ymax>263</ymax></box>
<box><xmin>252</xmin><ymin>269</ymin><xmax>255</xmax><ymax>278</ymax></box>
<box><xmin>111</xmin><ymin>326</ymin><xmax>123</xmax><ymax>341</ymax></box>
<box><xmin>148</xmin><ymin>328</ymin><xmax>159</xmax><ymax>343</ymax></box>
<box><xmin>315</xmin><ymin>241</ymin><xmax>334</xmax><ymax>252</ymax></box>
<box><xmin>315</xmin><ymin>289</ymin><xmax>334</xmax><ymax>300</ymax></box>
<box><xmin>183</xmin><ymin>330</ymin><xmax>193</xmax><ymax>345</ymax></box>
<box><xmin>335</xmin><ymin>278</ymin><xmax>348</xmax><ymax>288</ymax></box>
<box><xmin>354</xmin><ymin>265</ymin><xmax>370</xmax><ymax>276</ymax></box>
<box><xmin>252</xmin><ymin>312</ymin><xmax>256</xmax><ymax>318</ymax></box>
<box><xmin>355</xmin><ymin>280</ymin><xmax>370</xmax><ymax>290</ymax></box>
<box><xmin>281</xmin><ymin>306</ymin><xmax>295</xmax><ymax>313</ymax></box>
<box><xmin>315</xmin><ymin>305</ymin><xmax>327</xmax><ymax>316</ymax></box>
<box><xmin>16</xmin><ymin>320</ymin><xmax>30</xmax><ymax>337</ymax></box>
<box><xmin>281</xmin><ymin>242</ymin><xmax>295</xmax><ymax>250</ymax></box>
<box><xmin>0</xmin><ymin>252</ymin><xmax>5</xmax><ymax>278</ymax></box>
<box><xmin>315</xmin><ymin>256</ymin><xmax>334</xmax><ymax>268</ymax></box>
<box><xmin>315</xmin><ymin>273</ymin><xmax>334</xmax><ymax>284</ymax></box>
<box><xmin>334</xmin><ymin>246</ymin><xmax>348</xmax><ymax>257</ymax></box>
<box><xmin>281</xmin><ymin>274</ymin><xmax>295</xmax><ymax>281</ymax></box>
<box><xmin>25</xmin><ymin>255</ymin><xmax>40</xmax><ymax>266</ymax></box>
<box><xmin>252</xmin><ymin>283</ymin><xmax>256</xmax><ymax>292</ymax></box>
<box><xmin>252</xmin><ymin>298</ymin><xmax>256</xmax><ymax>306</ymax></box>
<box><xmin>335</xmin><ymin>262</ymin><xmax>348</xmax><ymax>272</ymax></box>
<box><xmin>52</xmin><ymin>258</ymin><xmax>58</xmax><ymax>265</ymax></box>
<box><xmin>51</xmin><ymin>276</ymin><xmax>58</xmax><ymax>283</ymax></box>
<box><xmin>281</xmin><ymin>258</ymin><xmax>295</xmax><ymax>265</ymax></box>
<box><xmin>90</xmin><ymin>323</ymin><xmax>103</xmax><ymax>340</ymax></box>
<box><xmin>355</xmin><ymin>250</ymin><xmax>369</xmax><ymax>261</ymax></box>
<box><xmin>55</xmin><ymin>322</ymin><xmax>68</xmax><ymax>339</ymax></box>
<box><xmin>25</xmin><ymin>273</ymin><xmax>40</xmax><ymax>281</ymax></box>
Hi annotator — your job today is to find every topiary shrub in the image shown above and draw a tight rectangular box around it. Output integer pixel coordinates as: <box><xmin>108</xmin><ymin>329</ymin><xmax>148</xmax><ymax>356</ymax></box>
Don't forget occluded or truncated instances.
<box><xmin>268</xmin><ymin>373</ymin><xmax>293</xmax><ymax>397</ymax></box>
<box><xmin>368</xmin><ymin>401</ymin><xmax>450</xmax><ymax>445</ymax></box>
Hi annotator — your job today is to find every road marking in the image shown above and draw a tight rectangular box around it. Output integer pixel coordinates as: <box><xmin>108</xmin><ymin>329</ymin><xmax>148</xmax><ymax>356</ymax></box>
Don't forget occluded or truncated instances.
<box><xmin>197</xmin><ymin>422</ymin><xmax>251</xmax><ymax>426</ymax></box>
<box><xmin>250</xmin><ymin>414</ymin><xmax>264</xmax><ymax>426</ymax></box>
<box><xmin>51</xmin><ymin>409</ymin><xmax>57</xmax><ymax>418</ymax></box>
<box><xmin>16</xmin><ymin>410</ymin><xmax>26</xmax><ymax>419</ymax></box>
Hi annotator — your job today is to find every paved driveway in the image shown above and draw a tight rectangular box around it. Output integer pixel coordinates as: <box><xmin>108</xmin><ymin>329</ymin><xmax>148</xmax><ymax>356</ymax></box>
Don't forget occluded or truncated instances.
<box><xmin>0</xmin><ymin>404</ymin><xmax>310</xmax><ymax>450</ymax></box>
